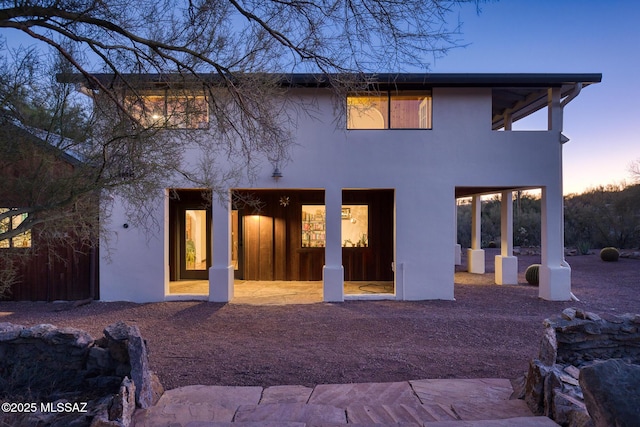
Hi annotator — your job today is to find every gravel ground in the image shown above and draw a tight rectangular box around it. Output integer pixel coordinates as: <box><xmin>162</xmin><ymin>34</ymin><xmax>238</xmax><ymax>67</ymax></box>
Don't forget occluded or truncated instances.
<box><xmin>1</xmin><ymin>251</ymin><xmax>638</xmax><ymax>391</ymax></box>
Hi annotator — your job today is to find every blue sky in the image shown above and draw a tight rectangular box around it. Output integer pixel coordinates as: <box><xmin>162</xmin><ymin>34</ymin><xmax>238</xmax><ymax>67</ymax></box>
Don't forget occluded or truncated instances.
<box><xmin>434</xmin><ymin>0</ymin><xmax>640</xmax><ymax>194</ymax></box>
<box><xmin>2</xmin><ymin>1</ymin><xmax>638</xmax><ymax>194</ymax></box>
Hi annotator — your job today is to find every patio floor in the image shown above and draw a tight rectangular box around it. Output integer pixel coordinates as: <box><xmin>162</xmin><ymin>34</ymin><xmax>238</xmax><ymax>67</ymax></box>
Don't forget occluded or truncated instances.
<box><xmin>168</xmin><ymin>280</ymin><xmax>395</xmax><ymax>304</ymax></box>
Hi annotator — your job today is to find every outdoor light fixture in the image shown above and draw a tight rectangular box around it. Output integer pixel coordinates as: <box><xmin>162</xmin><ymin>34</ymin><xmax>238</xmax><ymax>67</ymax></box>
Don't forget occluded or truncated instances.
<box><xmin>272</xmin><ymin>167</ymin><xmax>283</xmax><ymax>180</ymax></box>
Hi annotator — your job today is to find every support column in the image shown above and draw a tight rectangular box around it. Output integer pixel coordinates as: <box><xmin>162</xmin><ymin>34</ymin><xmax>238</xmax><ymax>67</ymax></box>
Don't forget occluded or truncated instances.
<box><xmin>539</xmin><ymin>87</ymin><xmax>571</xmax><ymax>301</ymax></box>
<box><xmin>539</xmin><ymin>186</ymin><xmax>571</xmax><ymax>300</ymax></box>
<box><xmin>467</xmin><ymin>195</ymin><xmax>485</xmax><ymax>274</ymax></box>
<box><xmin>323</xmin><ymin>187</ymin><xmax>344</xmax><ymax>302</ymax></box>
<box><xmin>495</xmin><ymin>191</ymin><xmax>518</xmax><ymax>284</ymax></box>
<box><xmin>548</xmin><ymin>87</ymin><xmax>563</xmax><ymax>132</ymax></box>
<box><xmin>454</xmin><ymin>199</ymin><xmax>462</xmax><ymax>265</ymax></box>
<box><xmin>209</xmin><ymin>193</ymin><xmax>234</xmax><ymax>302</ymax></box>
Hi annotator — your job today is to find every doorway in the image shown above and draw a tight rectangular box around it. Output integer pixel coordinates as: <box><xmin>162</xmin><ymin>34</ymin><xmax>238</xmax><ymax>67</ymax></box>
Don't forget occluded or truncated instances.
<box><xmin>233</xmin><ymin>189</ymin><xmax>393</xmax><ymax>285</ymax></box>
<box><xmin>169</xmin><ymin>189</ymin><xmax>212</xmax><ymax>281</ymax></box>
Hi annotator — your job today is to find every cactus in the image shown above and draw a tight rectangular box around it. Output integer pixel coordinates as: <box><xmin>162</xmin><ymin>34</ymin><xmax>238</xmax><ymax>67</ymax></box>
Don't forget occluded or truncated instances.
<box><xmin>600</xmin><ymin>247</ymin><xmax>620</xmax><ymax>262</ymax></box>
<box><xmin>525</xmin><ymin>264</ymin><xmax>540</xmax><ymax>286</ymax></box>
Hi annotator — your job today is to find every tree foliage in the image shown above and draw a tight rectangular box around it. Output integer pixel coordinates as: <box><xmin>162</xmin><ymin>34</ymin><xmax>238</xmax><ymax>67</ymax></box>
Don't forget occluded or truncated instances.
<box><xmin>0</xmin><ymin>1</ymin><xmax>480</xmax><ymax>295</ymax></box>
<box><xmin>457</xmin><ymin>185</ymin><xmax>640</xmax><ymax>251</ymax></box>
<box><xmin>564</xmin><ymin>184</ymin><xmax>640</xmax><ymax>249</ymax></box>
<box><xmin>457</xmin><ymin>194</ymin><xmax>541</xmax><ymax>249</ymax></box>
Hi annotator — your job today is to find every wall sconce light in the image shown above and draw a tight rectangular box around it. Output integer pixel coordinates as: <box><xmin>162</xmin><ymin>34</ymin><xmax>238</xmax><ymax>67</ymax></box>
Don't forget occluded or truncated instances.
<box><xmin>272</xmin><ymin>167</ymin><xmax>283</xmax><ymax>180</ymax></box>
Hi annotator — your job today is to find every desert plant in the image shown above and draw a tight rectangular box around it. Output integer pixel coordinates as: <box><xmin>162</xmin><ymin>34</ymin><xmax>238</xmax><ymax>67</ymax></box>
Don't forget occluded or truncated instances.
<box><xmin>525</xmin><ymin>264</ymin><xmax>540</xmax><ymax>286</ymax></box>
<box><xmin>600</xmin><ymin>247</ymin><xmax>620</xmax><ymax>262</ymax></box>
<box><xmin>577</xmin><ymin>241</ymin><xmax>591</xmax><ymax>255</ymax></box>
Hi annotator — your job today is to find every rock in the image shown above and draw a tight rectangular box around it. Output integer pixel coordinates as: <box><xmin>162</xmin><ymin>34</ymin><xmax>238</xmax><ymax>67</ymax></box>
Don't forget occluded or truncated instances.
<box><xmin>20</xmin><ymin>323</ymin><xmax>57</xmax><ymax>338</ymax></box>
<box><xmin>126</xmin><ymin>325</ymin><xmax>163</xmax><ymax>408</ymax></box>
<box><xmin>539</xmin><ymin>326</ymin><xmax>557</xmax><ymax>366</ymax></box>
<box><xmin>103</xmin><ymin>377</ymin><xmax>136</xmax><ymax>426</ymax></box>
<box><xmin>43</xmin><ymin>326</ymin><xmax>94</xmax><ymax>348</ymax></box>
<box><xmin>104</xmin><ymin>321</ymin><xmax>132</xmax><ymax>342</ymax></box>
<box><xmin>524</xmin><ymin>359</ymin><xmax>551</xmax><ymax>415</ymax></box>
<box><xmin>524</xmin><ymin>310</ymin><xmax>640</xmax><ymax>426</ymax></box>
<box><xmin>543</xmin><ymin>367</ymin><xmax>563</xmax><ymax>417</ymax></box>
<box><xmin>1</xmin><ymin>321</ymin><xmax>162</xmax><ymax>425</ymax></box>
<box><xmin>0</xmin><ymin>322</ymin><xmax>24</xmax><ymax>341</ymax></box>
<box><xmin>562</xmin><ymin>308</ymin><xmax>577</xmax><ymax>321</ymax></box>
<box><xmin>510</xmin><ymin>375</ymin><xmax>526</xmax><ymax>400</ymax></box>
<box><xmin>579</xmin><ymin>359</ymin><xmax>640</xmax><ymax>427</ymax></box>
<box><xmin>553</xmin><ymin>391</ymin><xmax>592</xmax><ymax>427</ymax></box>
<box><xmin>88</xmin><ymin>346</ymin><xmax>114</xmax><ymax>374</ymax></box>
<box><xmin>564</xmin><ymin>365</ymin><xmax>581</xmax><ymax>380</ymax></box>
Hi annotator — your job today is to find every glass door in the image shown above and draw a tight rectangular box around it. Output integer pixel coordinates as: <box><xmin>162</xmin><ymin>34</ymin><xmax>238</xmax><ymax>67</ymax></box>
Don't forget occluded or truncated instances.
<box><xmin>180</xmin><ymin>208</ymin><xmax>211</xmax><ymax>279</ymax></box>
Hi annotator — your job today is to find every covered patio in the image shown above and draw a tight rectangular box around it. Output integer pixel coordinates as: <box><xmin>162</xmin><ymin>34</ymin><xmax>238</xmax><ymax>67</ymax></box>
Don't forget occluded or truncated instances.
<box><xmin>169</xmin><ymin>280</ymin><xmax>395</xmax><ymax>304</ymax></box>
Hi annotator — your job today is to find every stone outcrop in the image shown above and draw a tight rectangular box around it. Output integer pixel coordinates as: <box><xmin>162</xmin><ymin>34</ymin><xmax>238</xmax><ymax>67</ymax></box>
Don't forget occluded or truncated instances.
<box><xmin>579</xmin><ymin>359</ymin><xmax>640</xmax><ymax>427</ymax></box>
<box><xmin>0</xmin><ymin>321</ymin><xmax>163</xmax><ymax>427</ymax></box>
<box><xmin>523</xmin><ymin>308</ymin><xmax>640</xmax><ymax>427</ymax></box>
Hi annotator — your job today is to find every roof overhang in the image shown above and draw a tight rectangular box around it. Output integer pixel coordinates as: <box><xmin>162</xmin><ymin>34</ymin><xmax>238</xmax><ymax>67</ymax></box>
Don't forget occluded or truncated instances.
<box><xmin>58</xmin><ymin>72</ymin><xmax>601</xmax><ymax>129</ymax></box>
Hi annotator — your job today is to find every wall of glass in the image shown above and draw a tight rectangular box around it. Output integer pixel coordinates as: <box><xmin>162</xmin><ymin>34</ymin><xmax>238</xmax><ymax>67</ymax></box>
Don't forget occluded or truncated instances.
<box><xmin>301</xmin><ymin>205</ymin><xmax>368</xmax><ymax>248</ymax></box>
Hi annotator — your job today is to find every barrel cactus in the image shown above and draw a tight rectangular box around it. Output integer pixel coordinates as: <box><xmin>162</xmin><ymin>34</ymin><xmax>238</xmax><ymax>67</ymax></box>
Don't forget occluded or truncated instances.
<box><xmin>525</xmin><ymin>264</ymin><xmax>540</xmax><ymax>286</ymax></box>
<box><xmin>600</xmin><ymin>247</ymin><xmax>620</xmax><ymax>262</ymax></box>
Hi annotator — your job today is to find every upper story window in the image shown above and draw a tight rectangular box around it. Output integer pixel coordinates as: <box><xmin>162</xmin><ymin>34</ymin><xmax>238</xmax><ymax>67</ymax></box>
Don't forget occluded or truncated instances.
<box><xmin>127</xmin><ymin>91</ymin><xmax>209</xmax><ymax>129</ymax></box>
<box><xmin>347</xmin><ymin>91</ymin><xmax>432</xmax><ymax>130</ymax></box>
<box><xmin>0</xmin><ymin>208</ymin><xmax>31</xmax><ymax>249</ymax></box>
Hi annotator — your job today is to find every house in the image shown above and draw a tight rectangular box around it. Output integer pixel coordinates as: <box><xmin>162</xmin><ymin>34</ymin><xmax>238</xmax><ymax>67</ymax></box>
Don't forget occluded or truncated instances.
<box><xmin>0</xmin><ymin>122</ymin><xmax>99</xmax><ymax>301</ymax></box>
<box><xmin>68</xmin><ymin>73</ymin><xmax>601</xmax><ymax>303</ymax></box>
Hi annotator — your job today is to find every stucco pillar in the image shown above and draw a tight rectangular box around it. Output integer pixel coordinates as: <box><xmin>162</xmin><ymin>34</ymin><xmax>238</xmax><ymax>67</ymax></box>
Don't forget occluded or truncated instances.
<box><xmin>548</xmin><ymin>87</ymin><xmax>563</xmax><ymax>132</ymax></box>
<box><xmin>454</xmin><ymin>199</ymin><xmax>462</xmax><ymax>265</ymax></box>
<box><xmin>539</xmin><ymin>185</ymin><xmax>571</xmax><ymax>300</ymax></box>
<box><xmin>538</xmin><ymin>88</ymin><xmax>571</xmax><ymax>300</ymax></box>
<box><xmin>467</xmin><ymin>195</ymin><xmax>485</xmax><ymax>274</ymax></box>
<box><xmin>323</xmin><ymin>187</ymin><xmax>344</xmax><ymax>302</ymax></box>
<box><xmin>209</xmin><ymin>193</ymin><xmax>234</xmax><ymax>302</ymax></box>
<box><xmin>495</xmin><ymin>191</ymin><xmax>518</xmax><ymax>284</ymax></box>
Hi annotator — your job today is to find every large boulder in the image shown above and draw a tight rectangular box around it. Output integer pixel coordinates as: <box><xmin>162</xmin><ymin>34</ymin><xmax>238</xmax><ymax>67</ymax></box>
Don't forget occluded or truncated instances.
<box><xmin>579</xmin><ymin>359</ymin><xmax>640</xmax><ymax>427</ymax></box>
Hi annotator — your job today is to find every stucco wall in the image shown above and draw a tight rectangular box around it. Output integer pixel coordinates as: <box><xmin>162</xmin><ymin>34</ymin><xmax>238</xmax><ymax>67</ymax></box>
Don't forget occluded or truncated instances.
<box><xmin>100</xmin><ymin>86</ymin><xmax>565</xmax><ymax>302</ymax></box>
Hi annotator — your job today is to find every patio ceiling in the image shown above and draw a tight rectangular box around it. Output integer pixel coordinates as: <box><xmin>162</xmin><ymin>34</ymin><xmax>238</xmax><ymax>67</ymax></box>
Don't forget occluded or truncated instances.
<box><xmin>455</xmin><ymin>186</ymin><xmax>537</xmax><ymax>199</ymax></box>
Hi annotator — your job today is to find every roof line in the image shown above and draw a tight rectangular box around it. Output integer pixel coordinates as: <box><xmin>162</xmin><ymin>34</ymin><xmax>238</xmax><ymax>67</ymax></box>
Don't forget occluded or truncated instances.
<box><xmin>58</xmin><ymin>72</ymin><xmax>602</xmax><ymax>89</ymax></box>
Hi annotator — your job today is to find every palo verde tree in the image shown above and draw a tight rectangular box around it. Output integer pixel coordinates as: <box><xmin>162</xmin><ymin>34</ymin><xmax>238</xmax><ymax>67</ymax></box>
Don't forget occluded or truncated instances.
<box><xmin>0</xmin><ymin>0</ymin><xmax>481</xmax><ymax>294</ymax></box>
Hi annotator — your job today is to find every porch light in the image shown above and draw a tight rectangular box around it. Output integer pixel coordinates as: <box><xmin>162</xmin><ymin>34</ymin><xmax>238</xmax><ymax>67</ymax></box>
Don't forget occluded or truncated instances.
<box><xmin>272</xmin><ymin>167</ymin><xmax>283</xmax><ymax>180</ymax></box>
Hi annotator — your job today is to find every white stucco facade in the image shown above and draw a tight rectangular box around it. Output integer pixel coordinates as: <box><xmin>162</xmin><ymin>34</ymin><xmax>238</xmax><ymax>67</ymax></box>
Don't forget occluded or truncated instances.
<box><xmin>95</xmin><ymin>73</ymin><xmax>601</xmax><ymax>303</ymax></box>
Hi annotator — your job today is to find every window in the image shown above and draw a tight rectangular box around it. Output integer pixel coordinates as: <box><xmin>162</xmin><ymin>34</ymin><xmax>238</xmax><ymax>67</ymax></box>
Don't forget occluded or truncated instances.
<box><xmin>347</xmin><ymin>91</ymin><xmax>432</xmax><ymax>129</ymax></box>
<box><xmin>128</xmin><ymin>92</ymin><xmax>209</xmax><ymax>129</ymax></box>
<box><xmin>301</xmin><ymin>205</ymin><xmax>369</xmax><ymax>248</ymax></box>
<box><xmin>0</xmin><ymin>208</ymin><xmax>31</xmax><ymax>248</ymax></box>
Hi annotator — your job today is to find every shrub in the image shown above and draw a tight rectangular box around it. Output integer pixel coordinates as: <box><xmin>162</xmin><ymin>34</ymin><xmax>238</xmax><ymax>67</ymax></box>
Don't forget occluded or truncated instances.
<box><xmin>487</xmin><ymin>241</ymin><xmax>497</xmax><ymax>248</ymax></box>
<box><xmin>525</xmin><ymin>264</ymin><xmax>540</xmax><ymax>286</ymax></box>
<box><xmin>600</xmin><ymin>247</ymin><xmax>620</xmax><ymax>262</ymax></box>
<box><xmin>577</xmin><ymin>241</ymin><xmax>591</xmax><ymax>255</ymax></box>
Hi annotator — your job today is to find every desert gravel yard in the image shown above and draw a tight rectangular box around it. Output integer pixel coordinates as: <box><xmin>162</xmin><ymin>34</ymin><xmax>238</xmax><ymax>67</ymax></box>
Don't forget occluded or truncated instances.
<box><xmin>1</xmin><ymin>250</ymin><xmax>638</xmax><ymax>391</ymax></box>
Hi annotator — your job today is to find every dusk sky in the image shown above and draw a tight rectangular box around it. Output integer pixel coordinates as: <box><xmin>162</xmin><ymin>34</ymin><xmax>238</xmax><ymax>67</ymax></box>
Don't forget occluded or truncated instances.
<box><xmin>434</xmin><ymin>0</ymin><xmax>640</xmax><ymax>194</ymax></box>
<box><xmin>2</xmin><ymin>2</ymin><xmax>637</xmax><ymax>195</ymax></box>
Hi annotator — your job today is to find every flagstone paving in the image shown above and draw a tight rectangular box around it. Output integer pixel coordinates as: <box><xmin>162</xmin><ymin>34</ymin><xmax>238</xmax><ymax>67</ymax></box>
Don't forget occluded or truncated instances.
<box><xmin>132</xmin><ymin>378</ymin><xmax>560</xmax><ymax>426</ymax></box>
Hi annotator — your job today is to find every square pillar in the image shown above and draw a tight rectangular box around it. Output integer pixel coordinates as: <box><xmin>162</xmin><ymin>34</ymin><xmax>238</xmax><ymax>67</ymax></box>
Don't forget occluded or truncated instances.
<box><xmin>454</xmin><ymin>199</ymin><xmax>461</xmax><ymax>265</ymax></box>
<box><xmin>209</xmin><ymin>193</ymin><xmax>234</xmax><ymax>302</ymax></box>
<box><xmin>495</xmin><ymin>191</ymin><xmax>518</xmax><ymax>285</ymax></box>
<box><xmin>539</xmin><ymin>185</ymin><xmax>571</xmax><ymax>300</ymax></box>
<box><xmin>323</xmin><ymin>187</ymin><xmax>343</xmax><ymax>302</ymax></box>
<box><xmin>467</xmin><ymin>195</ymin><xmax>485</xmax><ymax>274</ymax></box>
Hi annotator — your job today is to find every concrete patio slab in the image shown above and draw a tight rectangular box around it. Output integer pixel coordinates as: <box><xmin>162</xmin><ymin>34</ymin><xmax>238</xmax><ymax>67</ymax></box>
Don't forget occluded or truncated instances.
<box><xmin>234</xmin><ymin>402</ymin><xmax>346</xmax><ymax>424</ymax></box>
<box><xmin>424</xmin><ymin>416</ymin><xmax>560</xmax><ymax>426</ymax></box>
<box><xmin>309</xmin><ymin>381</ymin><xmax>418</xmax><ymax>407</ymax></box>
<box><xmin>132</xmin><ymin>379</ymin><xmax>562</xmax><ymax>426</ymax></box>
<box><xmin>346</xmin><ymin>402</ymin><xmax>458</xmax><ymax>424</ymax></box>
<box><xmin>133</xmin><ymin>385</ymin><xmax>263</xmax><ymax>426</ymax></box>
<box><xmin>260</xmin><ymin>385</ymin><xmax>314</xmax><ymax>404</ymax></box>
<box><xmin>410</xmin><ymin>378</ymin><xmax>513</xmax><ymax>406</ymax></box>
